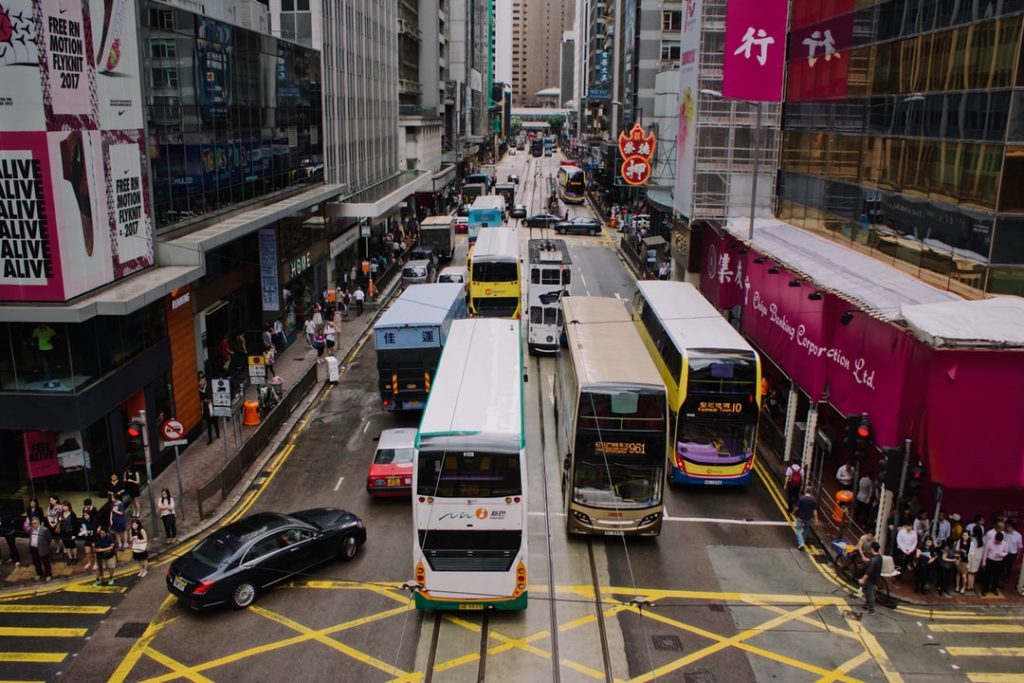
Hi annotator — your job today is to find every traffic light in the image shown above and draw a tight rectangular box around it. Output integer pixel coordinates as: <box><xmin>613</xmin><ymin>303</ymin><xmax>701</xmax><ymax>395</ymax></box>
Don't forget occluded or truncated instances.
<box><xmin>906</xmin><ymin>461</ymin><xmax>925</xmax><ymax>493</ymax></box>
<box><xmin>845</xmin><ymin>413</ymin><xmax>872</xmax><ymax>460</ymax></box>
<box><xmin>126</xmin><ymin>416</ymin><xmax>145</xmax><ymax>459</ymax></box>
<box><xmin>881</xmin><ymin>448</ymin><xmax>904</xmax><ymax>491</ymax></box>
<box><xmin>844</xmin><ymin>414</ymin><xmax>861</xmax><ymax>449</ymax></box>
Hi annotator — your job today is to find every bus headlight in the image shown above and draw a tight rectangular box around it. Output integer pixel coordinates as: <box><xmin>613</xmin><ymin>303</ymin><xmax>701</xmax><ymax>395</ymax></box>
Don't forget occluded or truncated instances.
<box><xmin>571</xmin><ymin>510</ymin><xmax>592</xmax><ymax>526</ymax></box>
<box><xmin>639</xmin><ymin>512</ymin><xmax>661</xmax><ymax>527</ymax></box>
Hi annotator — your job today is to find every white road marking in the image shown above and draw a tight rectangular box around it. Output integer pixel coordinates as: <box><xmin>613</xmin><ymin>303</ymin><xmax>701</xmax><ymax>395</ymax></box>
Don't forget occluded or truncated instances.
<box><xmin>579</xmin><ymin>273</ymin><xmax>587</xmax><ymax>287</ymax></box>
<box><xmin>334</xmin><ymin>476</ymin><xmax>345</xmax><ymax>492</ymax></box>
<box><xmin>614</xmin><ymin>292</ymin><xmax>622</xmax><ymax>301</ymax></box>
<box><xmin>546</xmin><ymin>374</ymin><xmax>554</xmax><ymax>404</ymax></box>
<box><xmin>661</xmin><ymin>514</ymin><xmax>791</xmax><ymax>526</ymax></box>
<box><xmin>362</xmin><ymin>422</ymin><xmax>370</xmax><ymax>434</ymax></box>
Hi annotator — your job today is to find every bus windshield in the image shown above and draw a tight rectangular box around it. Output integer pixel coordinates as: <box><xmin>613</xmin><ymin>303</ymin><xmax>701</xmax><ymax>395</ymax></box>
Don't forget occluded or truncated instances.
<box><xmin>677</xmin><ymin>419</ymin><xmax>755</xmax><ymax>463</ymax></box>
<box><xmin>473</xmin><ymin>262</ymin><xmax>518</xmax><ymax>282</ymax></box>
<box><xmin>572</xmin><ymin>460</ymin><xmax>663</xmax><ymax>509</ymax></box>
<box><xmin>688</xmin><ymin>351</ymin><xmax>758</xmax><ymax>396</ymax></box>
<box><xmin>417</xmin><ymin>450</ymin><xmax>522</xmax><ymax>497</ymax></box>
<box><xmin>578</xmin><ymin>390</ymin><xmax>666</xmax><ymax>433</ymax></box>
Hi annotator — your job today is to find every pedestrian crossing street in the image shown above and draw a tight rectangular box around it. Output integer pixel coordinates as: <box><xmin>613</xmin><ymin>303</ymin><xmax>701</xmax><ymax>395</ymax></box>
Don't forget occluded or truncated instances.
<box><xmin>0</xmin><ymin>582</ymin><xmax>126</xmax><ymax>682</ymax></box>
<box><xmin>901</xmin><ymin>606</ymin><xmax>1024</xmax><ymax>682</ymax></box>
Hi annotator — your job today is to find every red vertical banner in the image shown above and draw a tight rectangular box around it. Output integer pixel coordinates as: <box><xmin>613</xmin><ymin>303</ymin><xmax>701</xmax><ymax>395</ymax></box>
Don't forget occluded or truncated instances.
<box><xmin>722</xmin><ymin>0</ymin><xmax>789</xmax><ymax>102</ymax></box>
<box><xmin>23</xmin><ymin>431</ymin><xmax>60</xmax><ymax>479</ymax></box>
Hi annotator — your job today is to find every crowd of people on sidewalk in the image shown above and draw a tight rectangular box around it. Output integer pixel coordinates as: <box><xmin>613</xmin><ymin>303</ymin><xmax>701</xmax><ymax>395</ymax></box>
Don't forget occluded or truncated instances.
<box><xmin>0</xmin><ymin>473</ymin><xmax>179</xmax><ymax>586</ymax></box>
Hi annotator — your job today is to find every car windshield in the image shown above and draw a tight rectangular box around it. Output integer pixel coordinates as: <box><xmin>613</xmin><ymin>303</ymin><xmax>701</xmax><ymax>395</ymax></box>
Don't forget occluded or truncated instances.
<box><xmin>191</xmin><ymin>532</ymin><xmax>242</xmax><ymax>568</ymax></box>
<box><xmin>404</xmin><ymin>266</ymin><xmax>426</xmax><ymax>277</ymax></box>
<box><xmin>374</xmin><ymin>447</ymin><xmax>416</xmax><ymax>464</ymax></box>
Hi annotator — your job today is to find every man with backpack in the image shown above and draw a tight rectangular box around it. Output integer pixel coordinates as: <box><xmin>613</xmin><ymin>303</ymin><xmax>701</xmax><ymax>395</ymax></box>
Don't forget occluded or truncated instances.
<box><xmin>784</xmin><ymin>461</ymin><xmax>803</xmax><ymax>513</ymax></box>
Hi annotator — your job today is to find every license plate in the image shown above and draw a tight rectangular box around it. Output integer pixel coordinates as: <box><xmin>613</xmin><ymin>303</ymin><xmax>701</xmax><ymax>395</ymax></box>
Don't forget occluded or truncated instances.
<box><xmin>173</xmin><ymin>576</ymin><xmax>187</xmax><ymax>591</ymax></box>
<box><xmin>703</xmin><ymin>480</ymin><xmax>724</xmax><ymax>486</ymax></box>
<box><xmin>604</xmin><ymin>530</ymin><xmax>625</xmax><ymax>536</ymax></box>
<box><xmin>404</xmin><ymin>400</ymin><xmax>423</xmax><ymax>409</ymax></box>
<box><xmin>387</xmin><ymin>477</ymin><xmax>401</xmax><ymax>487</ymax></box>
<box><xmin>459</xmin><ymin>603</ymin><xmax>484</xmax><ymax>610</ymax></box>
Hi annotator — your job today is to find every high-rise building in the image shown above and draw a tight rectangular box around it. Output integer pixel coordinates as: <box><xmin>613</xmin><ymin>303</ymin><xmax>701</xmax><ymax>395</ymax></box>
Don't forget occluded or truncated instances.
<box><xmin>511</xmin><ymin>0</ymin><xmax>574</xmax><ymax>106</ymax></box>
<box><xmin>560</xmin><ymin>31</ymin><xmax>576</xmax><ymax>113</ymax></box>
<box><xmin>632</xmin><ymin>0</ymin><xmax>682</xmax><ymax>126</ymax></box>
<box><xmin>777</xmin><ymin>0</ymin><xmax>1024</xmax><ymax>298</ymax></box>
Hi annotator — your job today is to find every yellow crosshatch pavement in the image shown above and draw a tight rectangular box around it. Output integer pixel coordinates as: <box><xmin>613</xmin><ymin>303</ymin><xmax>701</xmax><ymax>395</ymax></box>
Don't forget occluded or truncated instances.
<box><xmin>108</xmin><ymin>582</ymin><xmax>907</xmax><ymax>683</ymax></box>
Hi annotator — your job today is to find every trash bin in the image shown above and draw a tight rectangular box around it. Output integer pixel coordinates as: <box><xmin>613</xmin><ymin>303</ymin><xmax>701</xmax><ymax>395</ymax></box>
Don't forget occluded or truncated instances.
<box><xmin>243</xmin><ymin>400</ymin><xmax>261</xmax><ymax>426</ymax></box>
<box><xmin>325</xmin><ymin>355</ymin><xmax>340</xmax><ymax>383</ymax></box>
<box><xmin>832</xmin><ymin>489</ymin><xmax>854</xmax><ymax>525</ymax></box>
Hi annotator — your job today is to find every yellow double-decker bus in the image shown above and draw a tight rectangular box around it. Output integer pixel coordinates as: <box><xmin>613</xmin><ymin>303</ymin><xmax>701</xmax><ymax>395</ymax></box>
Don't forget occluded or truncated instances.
<box><xmin>468</xmin><ymin>228</ymin><xmax>521</xmax><ymax>318</ymax></box>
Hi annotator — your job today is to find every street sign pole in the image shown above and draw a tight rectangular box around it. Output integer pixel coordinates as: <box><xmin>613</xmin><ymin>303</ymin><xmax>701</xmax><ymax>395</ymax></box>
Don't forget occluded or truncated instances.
<box><xmin>173</xmin><ymin>444</ymin><xmax>185</xmax><ymax>523</ymax></box>
<box><xmin>138</xmin><ymin>410</ymin><xmax>160</xmax><ymax>537</ymax></box>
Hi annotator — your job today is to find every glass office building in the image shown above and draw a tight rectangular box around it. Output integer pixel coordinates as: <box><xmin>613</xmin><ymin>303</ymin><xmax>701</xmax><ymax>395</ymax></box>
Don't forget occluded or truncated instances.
<box><xmin>777</xmin><ymin>0</ymin><xmax>1024</xmax><ymax>296</ymax></box>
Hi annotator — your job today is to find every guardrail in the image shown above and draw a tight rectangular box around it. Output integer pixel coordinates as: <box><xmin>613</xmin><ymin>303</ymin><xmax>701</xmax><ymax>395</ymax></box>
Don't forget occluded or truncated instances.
<box><xmin>196</xmin><ymin>361</ymin><xmax>318</xmax><ymax>519</ymax></box>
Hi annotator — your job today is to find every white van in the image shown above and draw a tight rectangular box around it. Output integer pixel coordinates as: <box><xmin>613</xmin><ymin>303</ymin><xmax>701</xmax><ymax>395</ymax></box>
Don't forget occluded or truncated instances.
<box><xmin>437</xmin><ymin>266</ymin><xmax>469</xmax><ymax>294</ymax></box>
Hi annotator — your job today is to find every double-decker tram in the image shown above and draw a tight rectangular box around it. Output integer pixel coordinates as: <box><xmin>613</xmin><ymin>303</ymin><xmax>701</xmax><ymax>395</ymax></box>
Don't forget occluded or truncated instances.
<box><xmin>468</xmin><ymin>227</ymin><xmax>521</xmax><ymax>318</ymax></box>
<box><xmin>412</xmin><ymin>318</ymin><xmax>527</xmax><ymax>610</ymax></box>
<box><xmin>526</xmin><ymin>238</ymin><xmax>572</xmax><ymax>354</ymax></box>
<box><xmin>556</xmin><ymin>163</ymin><xmax>586</xmax><ymax>204</ymax></box>
<box><xmin>632</xmin><ymin>281</ymin><xmax>762</xmax><ymax>486</ymax></box>
<box><xmin>555</xmin><ymin>296</ymin><xmax>668</xmax><ymax>536</ymax></box>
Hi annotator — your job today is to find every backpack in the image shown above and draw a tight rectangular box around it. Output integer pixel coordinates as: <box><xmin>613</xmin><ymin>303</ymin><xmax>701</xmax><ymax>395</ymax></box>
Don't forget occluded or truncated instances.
<box><xmin>788</xmin><ymin>466</ymin><xmax>802</xmax><ymax>489</ymax></box>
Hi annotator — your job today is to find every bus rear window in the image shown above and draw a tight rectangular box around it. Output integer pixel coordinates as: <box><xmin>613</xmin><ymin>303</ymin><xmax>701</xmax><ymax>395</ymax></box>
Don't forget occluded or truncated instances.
<box><xmin>473</xmin><ymin>262</ymin><xmax>518</xmax><ymax>282</ymax></box>
<box><xmin>417</xmin><ymin>451</ymin><xmax>522</xmax><ymax>497</ymax></box>
<box><xmin>578</xmin><ymin>391</ymin><xmax>666</xmax><ymax>432</ymax></box>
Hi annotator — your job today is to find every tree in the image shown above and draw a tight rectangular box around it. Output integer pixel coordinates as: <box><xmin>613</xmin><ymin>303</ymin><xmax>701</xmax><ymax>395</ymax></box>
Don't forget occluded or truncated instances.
<box><xmin>547</xmin><ymin>116</ymin><xmax>564</xmax><ymax>138</ymax></box>
<box><xmin>510</xmin><ymin>117</ymin><xmax>523</xmax><ymax>136</ymax></box>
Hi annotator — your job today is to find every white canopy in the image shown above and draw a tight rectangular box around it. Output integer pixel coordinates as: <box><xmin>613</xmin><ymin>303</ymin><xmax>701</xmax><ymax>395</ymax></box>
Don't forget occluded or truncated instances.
<box><xmin>900</xmin><ymin>297</ymin><xmax>1024</xmax><ymax>348</ymax></box>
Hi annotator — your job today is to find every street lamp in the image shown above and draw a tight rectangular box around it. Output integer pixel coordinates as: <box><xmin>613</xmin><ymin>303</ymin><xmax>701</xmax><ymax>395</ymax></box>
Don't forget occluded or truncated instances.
<box><xmin>701</xmin><ymin>88</ymin><xmax>762</xmax><ymax>243</ymax></box>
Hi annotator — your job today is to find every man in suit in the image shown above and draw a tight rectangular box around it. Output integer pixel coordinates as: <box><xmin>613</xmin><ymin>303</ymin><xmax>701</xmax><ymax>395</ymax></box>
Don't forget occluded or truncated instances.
<box><xmin>28</xmin><ymin>517</ymin><xmax>52</xmax><ymax>581</ymax></box>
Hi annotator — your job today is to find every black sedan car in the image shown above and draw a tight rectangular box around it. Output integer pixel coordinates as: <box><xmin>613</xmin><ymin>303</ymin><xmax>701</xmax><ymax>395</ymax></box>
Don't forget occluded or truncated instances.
<box><xmin>523</xmin><ymin>213</ymin><xmax>562</xmax><ymax>228</ymax></box>
<box><xmin>166</xmin><ymin>509</ymin><xmax>366</xmax><ymax>610</ymax></box>
<box><xmin>555</xmin><ymin>217</ymin><xmax>602</xmax><ymax>235</ymax></box>
<box><xmin>510</xmin><ymin>203</ymin><xmax>527</xmax><ymax>219</ymax></box>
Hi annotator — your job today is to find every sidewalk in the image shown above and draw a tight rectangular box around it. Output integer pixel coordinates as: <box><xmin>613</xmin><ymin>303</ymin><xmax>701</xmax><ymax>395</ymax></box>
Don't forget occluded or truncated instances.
<box><xmin>1</xmin><ymin>278</ymin><xmax>401</xmax><ymax>590</ymax></box>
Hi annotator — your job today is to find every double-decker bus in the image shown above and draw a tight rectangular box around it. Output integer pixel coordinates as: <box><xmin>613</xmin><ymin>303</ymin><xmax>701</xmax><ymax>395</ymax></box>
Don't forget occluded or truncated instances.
<box><xmin>467</xmin><ymin>195</ymin><xmax>506</xmax><ymax>243</ymax></box>
<box><xmin>413</xmin><ymin>318</ymin><xmax>527</xmax><ymax>610</ymax></box>
<box><xmin>631</xmin><ymin>281</ymin><xmax>761</xmax><ymax>486</ymax></box>
<box><xmin>468</xmin><ymin>228</ymin><xmax>521</xmax><ymax>318</ymax></box>
<box><xmin>557</xmin><ymin>164</ymin><xmax>586</xmax><ymax>205</ymax></box>
<box><xmin>373</xmin><ymin>283</ymin><xmax>468</xmax><ymax>411</ymax></box>
<box><xmin>526</xmin><ymin>239</ymin><xmax>572</xmax><ymax>354</ymax></box>
<box><xmin>555</xmin><ymin>296</ymin><xmax>668</xmax><ymax>536</ymax></box>
<box><xmin>531</xmin><ymin>139</ymin><xmax>543</xmax><ymax>157</ymax></box>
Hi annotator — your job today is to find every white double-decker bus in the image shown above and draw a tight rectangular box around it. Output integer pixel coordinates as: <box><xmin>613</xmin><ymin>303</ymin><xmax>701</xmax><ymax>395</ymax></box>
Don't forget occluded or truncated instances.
<box><xmin>526</xmin><ymin>238</ymin><xmax>572</xmax><ymax>354</ymax></box>
<box><xmin>412</xmin><ymin>318</ymin><xmax>528</xmax><ymax>611</ymax></box>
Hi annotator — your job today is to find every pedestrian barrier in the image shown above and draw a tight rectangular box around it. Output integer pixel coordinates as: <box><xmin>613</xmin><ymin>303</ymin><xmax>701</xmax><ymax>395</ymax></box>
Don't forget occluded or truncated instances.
<box><xmin>196</xmin><ymin>360</ymin><xmax>318</xmax><ymax>519</ymax></box>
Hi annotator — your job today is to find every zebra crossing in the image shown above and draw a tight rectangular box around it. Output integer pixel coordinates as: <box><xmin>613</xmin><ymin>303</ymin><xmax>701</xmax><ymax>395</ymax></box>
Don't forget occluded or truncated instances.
<box><xmin>904</xmin><ymin>608</ymin><xmax>1024</xmax><ymax>682</ymax></box>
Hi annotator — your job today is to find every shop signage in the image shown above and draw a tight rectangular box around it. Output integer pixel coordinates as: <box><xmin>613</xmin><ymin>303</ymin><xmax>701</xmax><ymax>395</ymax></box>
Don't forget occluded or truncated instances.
<box><xmin>259</xmin><ymin>228</ymin><xmax>280</xmax><ymax>312</ymax></box>
<box><xmin>170</xmin><ymin>288</ymin><xmax>191</xmax><ymax>310</ymax></box>
<box><xmin>23</xmin><ymin>431</ymin><xmax>60</xmax><ymax>479</ymax></box>
<box><xmin>248</xmin><ymin>355</ymin><xmax>267</xmax><ymax>385</ymax></box>
<box><xmin>330</xmin><ymin>229</ymin><xmax>359</xmax><ymax>259</ymax></box>
<box><xmin>618</xmin><ymin>123</ymin><xmax>656</xmax><ymax>186</ymax></box>
<box><xmin>722</xmin><ymin>0</ymin><xmax>788</xmax><ymax>102</ymax></box>
<box><xmin>56</xmin><ymin>430</ymin><xmax>90</xmax><ymax>470</ymax></box>
<box><xmin>288</xmin><ymin>252</ymin><xmax>311</xmax><ymax>280</ymax></box>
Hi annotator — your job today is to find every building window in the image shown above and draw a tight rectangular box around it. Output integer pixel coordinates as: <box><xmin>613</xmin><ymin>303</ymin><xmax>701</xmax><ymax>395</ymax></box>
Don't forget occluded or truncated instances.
<box><xmin>662</xmin><ymin>10</ymin><xmax>681</xmax><ymax>31</ymax></box>
<box><xmin>150</xmin><ymin>38</ymin><xmax>176</xmax><ymax>59</ymax></box>
<box><xmin>660</xmin><ymin>41</ymin><xmax>681</xmax><ymax>62</ymax></box>
<box><xmin>150</xmin><ymin>67</ymin><xmax>178</xmax><ymax>88</ymax></box>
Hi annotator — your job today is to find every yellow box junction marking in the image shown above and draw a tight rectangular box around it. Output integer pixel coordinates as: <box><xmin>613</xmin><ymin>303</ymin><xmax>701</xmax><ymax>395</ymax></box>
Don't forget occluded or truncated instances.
<box><xmin>0</xmin><ymin>652</ymin><xmax>68</xmax><ymax>663</ymax></box>
<box><xmin>0</xmin><ymin>604</ymin><xmax>109</xmax><ymax>615</ymax></box>
<box><xmin>948</xmin><ymin>647</ymin><xmax>1024</xmax><ymax>657</ymax></box>
<box><xmin>0</xmin><ymin>627</ymin><xmax>86</xmax><ymax>638</ymax></box>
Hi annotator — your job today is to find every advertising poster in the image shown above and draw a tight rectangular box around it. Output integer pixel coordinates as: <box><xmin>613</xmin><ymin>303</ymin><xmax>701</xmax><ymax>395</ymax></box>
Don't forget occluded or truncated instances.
<box><xmin>196</xmin><ymin>17</ymin><xmax>232</xmax><ymax>121</ymax></box>
<box><xmin>56</xmin><ymin>430</ymin><xmax>91</xmax><ymax>470</ymax></box>
<box><xmin>0</xmin><ymin>0</ymin><xmax>152</xmax><ymax>302</ymax></box>
<box><xmin>722</xmin><ymin>0</ymin><xmax>788</xmax><ymax>102</ymax></box>
<box><xmin>259</xmin><ymin>228</ymin><xmax>280</xmax><ymax>311</ymax></box>
<box><xmin>23</xmin><ymin>430</ymin><xmax>61</xmax><ymax>479</ymax></box>
<box><xmin>673</xmin><ymin>0</ymin><xmax>702</xmax><ymax>221</ymax></box>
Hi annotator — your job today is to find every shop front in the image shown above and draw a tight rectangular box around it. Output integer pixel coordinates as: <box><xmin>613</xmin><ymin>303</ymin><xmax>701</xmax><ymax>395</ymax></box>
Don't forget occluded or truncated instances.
<box><xmin>280</xmin><ymin>238</ymin><xmax>330</xmax><ymax>337</ymax></box>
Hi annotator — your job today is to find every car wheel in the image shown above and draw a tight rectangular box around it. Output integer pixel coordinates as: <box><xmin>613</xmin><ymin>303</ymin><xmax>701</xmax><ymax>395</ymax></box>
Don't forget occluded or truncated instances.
<box><xmin>339</xmin><ymin>535</ymin><xmax>359</xmax><ymax>561</ymax></box>
<box><xmin>557</xmin><ymin>227</ymin><xmax>565</xmax><ymax>234</ymax></box>
<box><xmin>589</xmin><ymin>228</ymin><xmax>597</xmax><ymax>236</ymax></box>
<box><xmin>232</xmin><ymin>581</ymin><xmax>257</xmax><ymax>609</ymax></box>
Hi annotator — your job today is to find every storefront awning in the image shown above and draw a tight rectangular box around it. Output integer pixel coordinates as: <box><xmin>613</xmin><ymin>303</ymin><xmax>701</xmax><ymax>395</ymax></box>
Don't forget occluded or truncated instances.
<box><xmin>431</xmin><ymin>165</ymin><xmax>457</xmax><ymax>192</ymax></box>
<box><xmin>642</xmin><ymin>236</ymin><xmax>667</xmax><ymax>248</ymax></box>
<box><xmin>326</xmin><ymin>171</ymin><xmax>430</xmax><ymax>219</ymax></box>
<box><xmin>724</xmin><ymin>218</ymin><xmax>959</xmax><ymax>321</ymax></box>
<box><xmin>901</xmin><ymin>297</ymin><xmax>1024</xmax><ymax>348</ymax></box>
<box><xmin>0</xmin><ymin>265</ymin><xmax>203</xmax><ymax>323</ymax></box>
<box><xmin>647</xmin><ymin>188</ymin><xmax>674</xmax><ymax>213</ymax></box>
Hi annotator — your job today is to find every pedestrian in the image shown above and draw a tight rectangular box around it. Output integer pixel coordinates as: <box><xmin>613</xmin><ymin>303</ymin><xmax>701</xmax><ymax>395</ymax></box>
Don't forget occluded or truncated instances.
<box><xmin>109</xmin><ymin>493</ymin><xmax>127</xmax><ymax>551</ymax></box>
<box><xmin>28</xmin><ymin>517</ymin><xmax>53</xmax><ymax>581</ymax></box>
<box><xmin>980</xmin><ymin>531</ymin><xmax>1009</xmax><ymax>596</ymax></box>
<box><xmin>158</xmin><ymin>489</ymin><xmax>177</xmax><ymax>544</ymax></box>
<box><xmin>203</xmin><ymin>396</ymin><xmax>220</xmax><ymax>444</ymax></box>
<box><xmin>234</xmin><ymin>329</ymin><xmax>248</xmax><ymax>368</ymax></box>
<box><xmin>935</xmin><ymin>510</ymin><xmax>952</xmax><ymax>547</ymax></box>
<box><xmin>218</xmin><ymin>333</ymin><xmax>232</xmax><ymax>372</ymax></box>
<box><xmin>783</xmin><ymin>461</ymin><xmax>803</xmax><ymax>513</ymax></box>
<box><xmin>197</xmin><ymin>370</ymin><xmax>208</xmax><ymax>400</ymax></box>
<box><xmin>913</xmin><ymin>510</ymin><xmax>931</xmax><ymax>544</ymax></box>
<box><xmin>937</xmin><ymin>537</ymin><xmax>957</xmax><ymax>596</ymax></box>
<box><xmin>46</xmin><ymin>496</ymin><xmax>63</xmax><ymax>559</ymax></box>
<box><xmin>858</xmin><ymin>541</ymin><xmax>883</xmax><ymax>614</ymax></box>
<box><xmin>954</xmin><ymin>530</ymin><xmax>971</xmax><ymax>594</ymax></box>
<box><xmin>855</xmin><ymin>472</ymin><xmax>874</xmax><ymax>526</ymax></box>
<box><xmin>324</xmin><ymin>320</ymin><xmax>337</xmax><ymax>355</ymax></box>
<box><xmin>303</xmin><ymin>317</ymin><xmax>316</xmax><ymax>348</ymax></box>
<box><xmin>123</xmin><ymin>465</ymin><xmax>142</xmax><ymax>518</ymax></box>
<box><xmin>93</xmin><ymin>526</ymin><xmax>116</xmax><ymax>586</ymax></box>
<box><xmin>129</xmin><ymin>518</ymin><xmax>149</xmax><ymax>578</ymax></box>
<box><xmin>272</xmin><ymin>317</ymin><xmax>286</xmax><ymax>352</ymax></box>
<box><xmin>264</xmin><ymin>343</ymin><xmax>276</xmax><ymax>376</ymax></box>
<box><xmin>313</xmin><ymin>328</ymin><xmax>326</xmax><ymax>363</ymax></box>
<box><xmin>793</xmin><ymin>488</ymin><xmax>818</xmax><ymax>550</ymax></box>
<box><xmin>59</xmin><ymin>501</ymin><xmax>78</xmax><ymax>566</ymax></box>
<box><xmin>949</xmin><ymin>513</ymin><xmax>964</xmax><ymax>540</ymax></box>
<box><xmin>341</xmin><ymin>290</ymin><xmax>351</xmax><ymax>320</ymax></box>
<box><xmin>836</xmin><ymin>462</ymin><xmax>855</xmax><ymax>491</ymax></box>
<box><xmin>914</xmin><ymin>536</ymin><xmax>938</xmax><ymax>594</ymax></box>
<box><xmin>1003</xmin><ymin>520</ymin><xmax>1021</xmax><ymax>584</ymax></box>
<box><xmin>965</xmin><ymin>514</ymin><xmax>985</xmax><ymax>538</ymax></box>
<box><xmin>78</xmin><ymin>510</ymin><xmax>96</xmax><ymax>571</ymax></box>
<box><xmin>0</xmin><ymin>504</ymin><xmax>21</xmax><ymax>566</ymax></box>
<box><xmin>966</xmin><ymin>524</ymin><xmax>985</xmax><ymax>593</ymax></box>
<box><xmin>895</xmin><ymin>520</ymin><xmax>918</xmax><ymax>576</ymax></box>
<box><xmin>354</xmin><ymin>286</ymin><xmax>365</xmax><ymax>315</ymax></box>
<box><xmin>25</xmin><ymin>497</ymin><xmax>44</xmax><ymax>524</ymax></box>
<box><xmin>312</xmin><ymin>304</ymin><xmax>324</xmax><ymax>329</ymax></box>
<box><xmin>261</xmin><ymin>323</ymin><xmax>273</xmax><ymax>352</ymax></box>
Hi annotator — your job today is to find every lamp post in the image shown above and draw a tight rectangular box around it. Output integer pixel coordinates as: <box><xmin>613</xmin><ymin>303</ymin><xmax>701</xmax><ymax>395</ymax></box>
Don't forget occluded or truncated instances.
<box><xmin>700</xmin><ymin>89</ymin><xmax>762</xmax><ymax>243</ymax></box>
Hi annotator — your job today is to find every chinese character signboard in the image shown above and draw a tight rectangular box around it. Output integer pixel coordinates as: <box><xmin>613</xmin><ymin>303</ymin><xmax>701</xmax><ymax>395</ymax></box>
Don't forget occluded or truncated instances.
<box><xmin>618</xmin><ymin>124</ymin><xmax>656</xmax><ymax>186</ymax></box>
<box><xmin>786</xmin><ymin>14</ymin><xmax>853</xmax><ymax>101</ymax></box>
<box><xmin>0</xmin><ymin>0</ymin><xmax>154</xmax><ymax>302</ymax></box>
<box><xmin>722</xmin><ymin>0</ymin><xmax>788</xmax><ymax>102</ymax></box>
<box><xmin>673</xmin><ymin>0</ymin><xmax>702</xmax><ymax>220</ymax></box>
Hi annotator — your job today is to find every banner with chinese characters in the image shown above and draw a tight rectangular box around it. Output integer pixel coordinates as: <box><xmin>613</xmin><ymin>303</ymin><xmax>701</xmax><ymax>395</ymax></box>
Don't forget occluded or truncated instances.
<box><xmin>786</xmin><ymin>13</ymin><xmax>853</xmax><ymax>101</ymax></box>
<box><xmin>673</xmin><ymin>0</ymin><xmax>702</xmax><ymax>220</ymax></box>
<box><xmin>0</xmin><ymin>0</ymin><xmax>153</xmax><ymax>302</ymax></box>
<box><xmin>722</xmin><ymin>0</ymin><xmax>788</xmax><ymax>102</ymax></box>
<box><xmin>618</xmin><ymin>124</ymin><xmax>656</xmax><ymax>186</ymax></box>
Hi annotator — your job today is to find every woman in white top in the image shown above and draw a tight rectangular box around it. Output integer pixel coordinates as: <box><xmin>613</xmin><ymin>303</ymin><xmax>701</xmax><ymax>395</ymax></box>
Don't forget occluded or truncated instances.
<box><xmin>157</xmin><ymin>489</ymin><xmax>177</xmax><ymax>544</ymax></box>
<box><xmin>324</xmin><ymin>321</ymin><xmax>337</xmax><ymax>354</ymax></box>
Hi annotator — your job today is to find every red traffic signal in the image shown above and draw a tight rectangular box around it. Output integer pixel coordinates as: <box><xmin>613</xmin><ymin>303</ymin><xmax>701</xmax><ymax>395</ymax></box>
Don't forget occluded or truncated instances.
<box><xmin>127</xmin><ymin>421</ymin><xmax>143</xmax><ymax>439</ymax></box>
<box><xmin>856</xmin><ymin>421</ymin><xmax>871</xmax><ymax>439</ymax></box>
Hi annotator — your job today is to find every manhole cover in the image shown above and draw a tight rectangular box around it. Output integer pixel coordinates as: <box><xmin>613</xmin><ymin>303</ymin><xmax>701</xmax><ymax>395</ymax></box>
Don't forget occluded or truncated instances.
<box><xmin>708</xmin><ymin>604</ymin><xmax>725</xmax><ymax>612</ymax></box>
<box><xmin>652</xmin><ymin>635</ymin><xmax>683</xmax><ymax>651</ymax></box>
<box><xmin>683</xmin><ymin>670</ymin><xmax>716</xmax><ymax>683</ymax></box>
<box><xmin>115</xmin><ymin>622</ymin><xmax>149</xmax><ymax>638</ymax></box>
